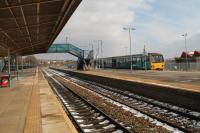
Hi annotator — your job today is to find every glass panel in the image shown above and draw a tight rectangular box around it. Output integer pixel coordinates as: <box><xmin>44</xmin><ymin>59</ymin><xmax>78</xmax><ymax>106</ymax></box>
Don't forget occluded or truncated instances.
<box><xmin>151</xmin><ymin>55</ymin><xmax>164</xmax><ymax>63</ymax></box>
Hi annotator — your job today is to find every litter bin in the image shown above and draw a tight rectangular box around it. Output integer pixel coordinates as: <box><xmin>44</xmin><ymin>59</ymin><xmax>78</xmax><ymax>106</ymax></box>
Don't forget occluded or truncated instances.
<box><xmin>1</xmin><ymin>75</ymin><xmax>9</xmax><ymax>87</ymax></box>
<box><xmin>1</xmin><ymin>75</ymin><xmax>13</xmax><ymax>88</ymax></box>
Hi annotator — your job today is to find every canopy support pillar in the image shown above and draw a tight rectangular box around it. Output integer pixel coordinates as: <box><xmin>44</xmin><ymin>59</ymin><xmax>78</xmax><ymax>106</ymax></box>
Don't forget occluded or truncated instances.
<box><xmin>16</xmin><ymin>56</ymin><xmax>19</xmax><ymax>80</ymax></box>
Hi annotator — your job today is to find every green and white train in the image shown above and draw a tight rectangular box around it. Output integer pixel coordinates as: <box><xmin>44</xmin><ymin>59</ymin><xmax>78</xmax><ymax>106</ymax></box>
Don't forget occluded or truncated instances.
<box><xmin>95</xmin><ymin>53</ymin><xmax>164</xmax><ymax>70</ymax></box>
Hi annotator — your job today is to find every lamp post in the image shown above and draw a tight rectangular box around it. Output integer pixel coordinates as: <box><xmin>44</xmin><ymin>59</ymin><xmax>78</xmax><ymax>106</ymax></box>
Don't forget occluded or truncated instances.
<box><xmin>181</xmin><ymin>33</ymin><xmax>188</xmax><ymax>70</ymax></box>
<box><xmin>123</xmin><ymin>27</ymin><xmax>136</xmax><ymax>71</ymax></box>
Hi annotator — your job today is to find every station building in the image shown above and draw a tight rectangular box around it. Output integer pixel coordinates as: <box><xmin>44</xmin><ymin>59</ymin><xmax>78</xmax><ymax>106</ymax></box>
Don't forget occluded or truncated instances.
<box><xmin>175</xmin><ymin>50</ymin><xmax>200</xmax><ymax>63</ymax></box>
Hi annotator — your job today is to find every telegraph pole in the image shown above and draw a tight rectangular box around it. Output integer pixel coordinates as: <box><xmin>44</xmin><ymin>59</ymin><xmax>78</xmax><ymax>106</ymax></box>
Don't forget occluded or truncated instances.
<box><xmin>182</xmin><ymin>33</ymin><xmax>189</xmax><ymax>70</ymax></box>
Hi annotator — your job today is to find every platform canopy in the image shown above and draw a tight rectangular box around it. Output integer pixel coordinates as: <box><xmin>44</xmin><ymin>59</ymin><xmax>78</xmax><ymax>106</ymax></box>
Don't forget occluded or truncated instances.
<box><xmin>0</xmin><ymin>0</ymin><xmax>81</xmax><ymax>57</ymax></box>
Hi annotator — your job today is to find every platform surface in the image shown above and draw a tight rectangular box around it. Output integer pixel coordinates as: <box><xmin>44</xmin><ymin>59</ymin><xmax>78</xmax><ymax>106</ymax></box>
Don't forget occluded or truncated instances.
<box><xmin>39</xmin><ymin>69</ymin><xmax>77</xmax><ymax>133</ymax></box>
<box><xmin>0</xmin><ymin>70</ymin><xmax>35</xmax><ymax>133</ymax></box>
<box><xmin>76</xmin><ymin>69</ymin><xmax>200</xmax><ymax>92</ymax></box>
<box><xmin>0</xmin><ymin>68</ymin><xmax>77</xmax><ymax>133</ymax></box>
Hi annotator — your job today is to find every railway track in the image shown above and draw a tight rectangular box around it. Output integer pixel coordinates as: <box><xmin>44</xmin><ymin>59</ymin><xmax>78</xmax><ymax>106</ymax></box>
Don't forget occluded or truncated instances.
<box><xmin>44</xmin><ymin>70</ymin><xmax>132</xmax><ymax>133</ymax></box>
<box><xmin>49</xmin><ymin>68</ymin><xmax>200</xmax><ymax>133</ymax></box>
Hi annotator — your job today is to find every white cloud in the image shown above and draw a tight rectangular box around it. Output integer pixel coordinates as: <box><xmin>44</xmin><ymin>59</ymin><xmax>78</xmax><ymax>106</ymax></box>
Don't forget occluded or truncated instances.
<box><xmin>54</xmin><ymin>0</ymin><xmax>154</xmax><ymax>57</ymax></box>
<box><xmin>131</xmin><ymin>0</ymin><xmax>200</xmax><ymax>58</ymax></box>
<box><xmin>38</xmin><ymin>0</ymin><xmax>200</xmax><ymax>60</ymax></box>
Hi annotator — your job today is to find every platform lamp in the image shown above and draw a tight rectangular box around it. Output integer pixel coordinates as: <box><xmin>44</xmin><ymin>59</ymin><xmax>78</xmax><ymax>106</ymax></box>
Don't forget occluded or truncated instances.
<box><xmin>123</xmin><ymin>27</ymin><xmax>136</xmax><ymax>72</ymax></box>
<box><xmin>181</xmin><ymin>33</ymin><xmax>189</xmax><ymax>70</ymax></box>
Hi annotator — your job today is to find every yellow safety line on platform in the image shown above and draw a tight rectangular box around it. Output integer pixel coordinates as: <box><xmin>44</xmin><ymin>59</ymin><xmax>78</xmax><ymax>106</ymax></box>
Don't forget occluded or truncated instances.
<box><xmin>23</xmin><ymin>68</ymin><xmax>42</xmax><ymax>133</ymax></box>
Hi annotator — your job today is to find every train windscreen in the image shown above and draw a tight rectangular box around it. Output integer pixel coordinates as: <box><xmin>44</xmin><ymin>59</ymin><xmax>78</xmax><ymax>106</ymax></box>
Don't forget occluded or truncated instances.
<box><xmin>150</xmin><ymin>54</ymin><xmax>164</xmax><ymax>63</ymax></box>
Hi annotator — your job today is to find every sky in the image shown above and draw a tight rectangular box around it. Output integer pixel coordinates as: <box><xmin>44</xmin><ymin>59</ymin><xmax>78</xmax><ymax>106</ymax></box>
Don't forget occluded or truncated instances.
<box><xmin>36</xmin><ymin>0</ymin><xmax>200</xmax><ymax>60</ymax></box>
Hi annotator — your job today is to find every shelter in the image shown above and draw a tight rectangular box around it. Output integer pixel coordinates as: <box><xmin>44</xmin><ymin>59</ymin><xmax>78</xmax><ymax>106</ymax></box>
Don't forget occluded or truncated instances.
<box><xmin>0</xmin><ymin>0</ymin><xmax>82</xmax><ymax>57</ymax></box>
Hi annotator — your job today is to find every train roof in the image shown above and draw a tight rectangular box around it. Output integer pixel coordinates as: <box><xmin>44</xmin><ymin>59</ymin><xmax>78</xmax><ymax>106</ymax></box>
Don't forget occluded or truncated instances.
<box><xmin>148</xmin><ymin>53</ymin><xmax>163</xmax><ymax>55</ymax></box>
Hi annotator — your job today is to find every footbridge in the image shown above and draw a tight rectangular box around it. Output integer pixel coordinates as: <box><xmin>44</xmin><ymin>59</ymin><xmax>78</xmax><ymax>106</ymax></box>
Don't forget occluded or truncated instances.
<box><xmin>48</xmin><ymin>43</ymin><xmax>84</xmax><ymax>58</ymax></box>
<box><xmin>48</xmin><ymin>43</ymin><xmax>93</xmax><ymax>69</ymax></box>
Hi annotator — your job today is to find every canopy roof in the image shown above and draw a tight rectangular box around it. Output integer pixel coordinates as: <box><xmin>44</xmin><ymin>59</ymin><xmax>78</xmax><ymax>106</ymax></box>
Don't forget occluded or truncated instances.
<box><xmin>0</xmin><ymin>0</ymin><xmax>81</xmax><ymax>57</ymax></box>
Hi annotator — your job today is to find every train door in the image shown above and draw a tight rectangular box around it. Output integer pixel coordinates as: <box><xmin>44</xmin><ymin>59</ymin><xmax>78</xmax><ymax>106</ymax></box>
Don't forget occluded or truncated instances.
<box><xmin>141</xmin><ymin>56</ymin><xmax>145</xmax><ymax>69</ymax></box>
<box><xmin>112</xmin><ymin>58</ymin><xmax>117</xmax><ymax>68</ymax></box>
<box><xmin>142</xmin><ymin>55</ymin><xmax>150</xmax><ymax>70</ymax></box>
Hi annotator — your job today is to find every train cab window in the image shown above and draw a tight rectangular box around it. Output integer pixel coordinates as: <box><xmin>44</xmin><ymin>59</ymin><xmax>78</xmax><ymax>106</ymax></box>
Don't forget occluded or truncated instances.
<box><xmin>150</xmin><ymin>55</ymin><xmax>164</xmax><ymax>63</ymax></box>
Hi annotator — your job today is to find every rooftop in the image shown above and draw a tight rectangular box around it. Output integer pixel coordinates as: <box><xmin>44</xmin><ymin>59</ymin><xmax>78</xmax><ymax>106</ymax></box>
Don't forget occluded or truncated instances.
<box><xmin>0</xmin><ymin>0</ymin><xmax>81</xmax><ymax>57</ymax></box>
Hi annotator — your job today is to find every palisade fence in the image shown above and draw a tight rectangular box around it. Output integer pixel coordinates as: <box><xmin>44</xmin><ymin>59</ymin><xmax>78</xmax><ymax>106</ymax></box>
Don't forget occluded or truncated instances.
<box><xmin>165</xmin><ymin>62</ymin><xmax>200</xmax><ymax>71</ymax></box>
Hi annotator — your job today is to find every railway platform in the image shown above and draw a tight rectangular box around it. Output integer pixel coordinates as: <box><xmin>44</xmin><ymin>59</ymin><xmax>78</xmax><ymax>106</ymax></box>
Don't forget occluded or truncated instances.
<box><xmin>77</xmin><ymin>69</ymin><xmax>200</xmax><ymax>93</ymax></box>
<box><xmin>0</xmin><ymin>68</ymin><xmax>77</xmax><ymax>133</ymax></box>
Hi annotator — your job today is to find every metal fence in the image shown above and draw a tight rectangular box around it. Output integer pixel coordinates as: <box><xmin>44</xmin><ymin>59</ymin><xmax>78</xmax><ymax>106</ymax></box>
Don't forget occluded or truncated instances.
<box><xmin>165</xmin><ymin>62</ymin><xmax>200</xmax><ymax>71</ymax></box>
<box><xmin>0</xmin><ymin>64</ymin><xmax>37</xmax><ymax>76</ymax></box>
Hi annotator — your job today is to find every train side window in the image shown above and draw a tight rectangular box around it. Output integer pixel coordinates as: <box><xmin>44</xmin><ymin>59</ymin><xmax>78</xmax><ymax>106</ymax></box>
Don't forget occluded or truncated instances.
<box><xmin>137</xmin><ymin>57</ymin><xmax>141</xmax><ymax>62</ymax></box>
<box><xmin>132</xmin><ymin>57</ymin><xmax>136</xmax><ymax>63</ymax></box>
<box><xmin>123</xmin><ymin>57</ymin><xmax>126</xmax><ymax>63</ymax></box>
